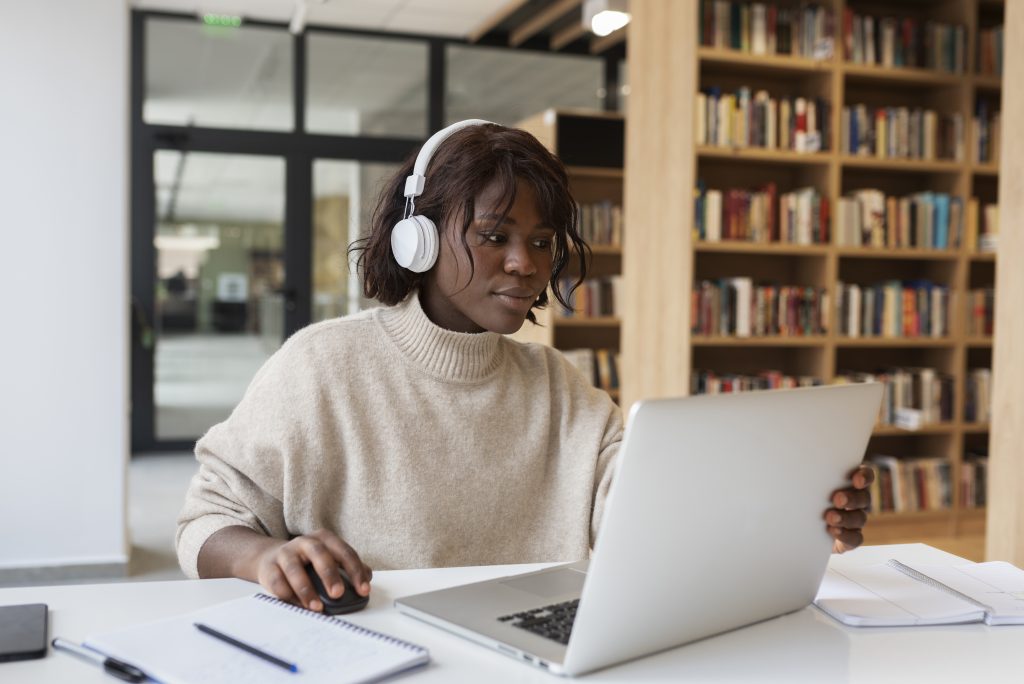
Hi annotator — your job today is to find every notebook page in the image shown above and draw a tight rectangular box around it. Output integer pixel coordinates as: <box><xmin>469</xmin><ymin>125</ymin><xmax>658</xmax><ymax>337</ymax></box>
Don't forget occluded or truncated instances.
<box><xmin>815</xmin><ymin>565</ymin><xmax>985</xmax><ymax>626</ymax></box>
<box><xmin>903</xmin><ymin>562</ymin><xmax>1024</xmax><ymax>625</ymax></box>
<box><xmin>86</xmin><ymin>594</ymin><xmax>427</xmax><ymax>684</ymax></box>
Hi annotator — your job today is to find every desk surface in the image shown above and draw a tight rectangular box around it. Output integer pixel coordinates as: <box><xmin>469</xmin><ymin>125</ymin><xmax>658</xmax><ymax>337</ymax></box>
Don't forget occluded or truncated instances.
<box><xmin>1</xmin><ymin>544</ymin><xmax>1019</xmax><ymax>683</ymax></box>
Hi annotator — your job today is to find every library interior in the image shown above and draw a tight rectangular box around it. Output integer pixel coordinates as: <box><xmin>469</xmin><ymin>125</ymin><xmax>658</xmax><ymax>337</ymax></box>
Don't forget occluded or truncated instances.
<box><xmin>3</xmin><ymin>0</ymin><xmax>1024</xmax><ymax>681</ymax></box>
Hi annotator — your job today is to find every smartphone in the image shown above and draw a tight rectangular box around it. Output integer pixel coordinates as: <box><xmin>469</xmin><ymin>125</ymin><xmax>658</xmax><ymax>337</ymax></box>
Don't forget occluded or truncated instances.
<box><xmin>0</xmin><ymin>603</ymin><xmax>48</xmax><ymax>662</ymax></box>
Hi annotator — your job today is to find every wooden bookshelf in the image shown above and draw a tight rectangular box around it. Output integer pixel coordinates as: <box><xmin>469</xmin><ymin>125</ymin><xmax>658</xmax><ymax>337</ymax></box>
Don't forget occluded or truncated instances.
<box><xmin>512</xmin><ymin>109</ymin><xmax>624</xmax><ymax>402</ymax></box>
<box><xmin>624</xmin><ymin>0</ymin><xmax>1005</xmax><ymax>560</ymax></box>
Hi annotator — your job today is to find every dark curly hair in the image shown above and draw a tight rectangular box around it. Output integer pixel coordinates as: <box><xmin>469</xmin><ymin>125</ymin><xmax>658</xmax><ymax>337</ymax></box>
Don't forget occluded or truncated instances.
<box><xmin>349</xmin><ymin>122</ymin><xmax>589</xmax><ymax>324</ymax></box>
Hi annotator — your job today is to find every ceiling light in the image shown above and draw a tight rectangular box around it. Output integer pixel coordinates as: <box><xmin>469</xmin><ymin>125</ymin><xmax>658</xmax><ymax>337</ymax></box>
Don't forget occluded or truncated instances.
<box><xmin>583</xmin><ymin>0</ymin><xmax>631</xmax><ymax>37</ymax></box>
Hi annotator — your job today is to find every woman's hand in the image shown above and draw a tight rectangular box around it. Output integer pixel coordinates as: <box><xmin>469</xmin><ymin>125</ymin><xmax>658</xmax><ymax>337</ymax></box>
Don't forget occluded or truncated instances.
<box><xmin>825</xmin><ymin>465</ymin><xmax>874</xmax><ymax>553</ymax></box>
<box><xmin>253</xmin><ymin>528</ymin><xmax>373</xmax><ymax>612</ymax></box>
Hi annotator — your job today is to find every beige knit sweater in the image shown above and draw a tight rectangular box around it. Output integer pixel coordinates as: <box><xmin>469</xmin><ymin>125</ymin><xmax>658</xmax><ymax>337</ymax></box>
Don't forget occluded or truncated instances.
<box><xmin>175</xmin><ymin>293</ymin><xmax>623</xmax><ymax>578</ymax></box>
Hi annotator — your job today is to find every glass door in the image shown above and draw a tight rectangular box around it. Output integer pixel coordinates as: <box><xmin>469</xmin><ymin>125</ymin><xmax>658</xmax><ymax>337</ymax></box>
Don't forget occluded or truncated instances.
<box><xmin>151</xmin><ymin>150</ymin><xmax>286</xmax><ymax>441</ymax></box>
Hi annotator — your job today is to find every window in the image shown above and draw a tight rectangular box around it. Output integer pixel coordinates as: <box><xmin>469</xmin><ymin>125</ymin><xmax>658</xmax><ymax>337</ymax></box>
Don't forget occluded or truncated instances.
<box><xmin>145</xmin><ymin>18</ymin><xmax>293</xmax><ymax>131</ymax></box>
<box><xmin>446</xmin><ymin>45</ymin><xmax>604</xmax><ymax>125</ymax></box>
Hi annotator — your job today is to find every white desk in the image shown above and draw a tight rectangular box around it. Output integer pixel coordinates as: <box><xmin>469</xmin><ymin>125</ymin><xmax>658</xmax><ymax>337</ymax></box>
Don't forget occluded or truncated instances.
<box><xmin>1</xmin><ymin>544</ymin><xmax>1019</xmax><ymax>683</ymax></box>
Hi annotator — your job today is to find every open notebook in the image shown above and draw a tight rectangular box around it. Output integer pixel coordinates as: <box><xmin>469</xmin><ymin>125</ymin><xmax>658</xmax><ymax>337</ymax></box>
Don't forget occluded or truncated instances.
<box><xmin>815</xmin><ymin>559</ymin><xmax>1024</xmax><ymax>627</ymax></box>
<box><xmin>85</xmin><ymin>593</ymin><xmax>428</xmax><ymax>684</ymax></box>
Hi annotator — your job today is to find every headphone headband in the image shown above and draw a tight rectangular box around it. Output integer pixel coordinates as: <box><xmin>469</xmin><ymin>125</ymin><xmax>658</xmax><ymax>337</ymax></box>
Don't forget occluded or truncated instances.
<box><xmin>403</xmin><ymin>119</ymin><xmax>495</xmax><ymax>200</ymax></box>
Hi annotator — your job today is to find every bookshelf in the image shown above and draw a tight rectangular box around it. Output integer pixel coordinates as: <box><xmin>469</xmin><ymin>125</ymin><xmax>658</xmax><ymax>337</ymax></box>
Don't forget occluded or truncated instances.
<box><xmin>512</xmin><ymin>109</ymin><xmax>625</xmax><ymax>402</ymax></box>
<box><xmin>671</xmin><ymin>0</ymin><xmax>1004</xmax><ymax>559</ymax></box>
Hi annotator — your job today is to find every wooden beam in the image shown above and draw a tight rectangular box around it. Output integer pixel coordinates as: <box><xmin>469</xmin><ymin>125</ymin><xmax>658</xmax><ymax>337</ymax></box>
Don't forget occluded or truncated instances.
<box><xmin>509</xmin><ymin>0</ymin><xmax>582</xmax><ymax>47</ymax></box>
<box><xmin>550</xmin><ymin>21</ymin><xmax>587</xmax><ymax>51</ymax></box>
<box><xmin>621</xmin><ymin>0</ymin><xmax>697</xmax><ymax>410</ymax></box>
<box><xmin>986</xmin><ymin>0</ymin><xmax>1024</xmax><ymax>564</ymax></box>
<box><xmin>590</xmin><ymin>24</ymin><xmax>627</xmax><ymax>54</ymax></box>
<box><xmin>466</xmin><ymin>0</ymin><xmax>530</xmax><ymax>44</ymax></box>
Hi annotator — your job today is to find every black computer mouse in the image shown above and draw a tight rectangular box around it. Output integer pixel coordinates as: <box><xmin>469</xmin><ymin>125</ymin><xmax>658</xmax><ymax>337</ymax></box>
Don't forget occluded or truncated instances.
<box><xmin>305</xmin><ymin>564</ymin><xmax>370</xmax><ymax>615</ymax></box>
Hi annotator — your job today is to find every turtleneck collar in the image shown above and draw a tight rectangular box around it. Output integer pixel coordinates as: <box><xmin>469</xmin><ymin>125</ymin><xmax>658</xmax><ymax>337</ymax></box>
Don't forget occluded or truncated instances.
<box><xmin>378</xmin><ymin>292</ymin><xmax>506</xmax><ymax>383</ymax></box>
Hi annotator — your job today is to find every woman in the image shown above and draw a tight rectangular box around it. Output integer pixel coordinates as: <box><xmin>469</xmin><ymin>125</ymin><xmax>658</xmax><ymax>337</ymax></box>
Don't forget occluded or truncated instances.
<box><xmin>176</xmin><ymin>121</ymin><xmax>872</xmax><ymax>613</ymax></box>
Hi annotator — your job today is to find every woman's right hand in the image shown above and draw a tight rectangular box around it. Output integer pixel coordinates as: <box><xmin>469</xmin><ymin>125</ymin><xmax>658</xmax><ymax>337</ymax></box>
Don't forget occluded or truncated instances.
<box><xmin>253</xmin><ymin>528</ymin><xmax>373</xmax><ymax>612</ymax></box>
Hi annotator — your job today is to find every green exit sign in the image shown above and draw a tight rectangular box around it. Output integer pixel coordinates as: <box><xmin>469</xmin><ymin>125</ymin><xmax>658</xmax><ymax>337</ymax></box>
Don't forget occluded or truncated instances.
<box><xmin>202</xmin><ymin>13</ymin><xmax>242</xmax><ymax>27</ymax></box>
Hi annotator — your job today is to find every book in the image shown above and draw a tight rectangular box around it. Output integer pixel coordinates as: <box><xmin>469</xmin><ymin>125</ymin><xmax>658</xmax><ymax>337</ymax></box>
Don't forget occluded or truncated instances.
<box><xmin>84</xmin><ymin>593</ymin><xmax>429</xmax><ymax>684</ymax></box>
<box><xmin>815</xmin><ymin>559</ymin><xmax>1024</xmax><ymax>627</ymax></box>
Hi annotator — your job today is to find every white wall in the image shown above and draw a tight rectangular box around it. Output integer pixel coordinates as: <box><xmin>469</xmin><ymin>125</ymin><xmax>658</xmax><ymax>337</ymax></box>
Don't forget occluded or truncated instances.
<box><xmin>0</xmin><ymin>1</ymin><xmax>128</xmax><ymax>571</ymax></box>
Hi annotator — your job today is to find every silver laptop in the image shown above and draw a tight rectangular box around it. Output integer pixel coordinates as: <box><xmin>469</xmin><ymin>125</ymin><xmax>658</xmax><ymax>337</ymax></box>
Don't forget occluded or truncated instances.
<box><xmin>396</xmin><ymin>383</ymin><xmax>883</xmax><ymax>676</ymax></box>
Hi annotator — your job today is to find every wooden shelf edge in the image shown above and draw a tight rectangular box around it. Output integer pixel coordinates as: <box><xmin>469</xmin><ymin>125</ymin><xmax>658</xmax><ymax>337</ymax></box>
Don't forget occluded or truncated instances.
<box><xmin>566</xmin><ymin>165</ymin><xmax>624</xmax><ymax>179</ymax></box>
<box><xmin>839</xmin><ymin>155</ymin><xmax>963</xmax><ymax>173</ymax></box>
<box><xmin>870</xmin><ymin>509</ymin><xmax>956</xmax><ymax>523</ymax></box>
<box><xmin>697</xmin><ymin>146</ymin><xmax>831</xmax><ymax>165</ymax></box>
<box><xmin>698</xmin><ymin>47</ymin><xmax>834</xmax><ymax>72</ymax></box>
<box><xmin>695</xmin><ymin>241</ymin><xmax>828</xmax><ymax>255</ymax></box>
<box><xmin>691</xmin><ymin>336</ymin><xmax>828</xmax><ymax>347</ymax></box>
<box><xmin>835</xmin><ymin>338</ymin><xmax>955</xmax><ymax>348</ymax></box>
<box><xmin>553</xmin><ymin>316</ymin><xmax>621</xmax><ymax>327</ymax></box>
<box><xmin>835</xmin><ymin>246</ymin><xmax>960</xmax><ymax>260</ymax></box>
<box><xmin>871</xmin><ymin>424</ymin><xmax>956</xmax><ymax>436</ymax></box>
<box><xmin>842</xmin><ymin>62</ymin><xmax>963</xmax><ymax>84</ymax></box>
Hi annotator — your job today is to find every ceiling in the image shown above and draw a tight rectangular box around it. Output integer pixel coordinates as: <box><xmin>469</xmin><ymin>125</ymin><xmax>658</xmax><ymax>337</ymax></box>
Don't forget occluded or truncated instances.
<box><xmin>132</xmin><ymin>0</ymin><xmax>514</xmax><ymax>37</ymax></box>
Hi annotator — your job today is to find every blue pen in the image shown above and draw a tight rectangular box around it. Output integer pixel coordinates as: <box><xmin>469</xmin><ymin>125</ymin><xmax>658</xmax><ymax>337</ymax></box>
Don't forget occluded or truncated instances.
<box><xmin>194</xmin><ymin>623</ymin><xmax>298</xmax><ymax>673</ymax></box>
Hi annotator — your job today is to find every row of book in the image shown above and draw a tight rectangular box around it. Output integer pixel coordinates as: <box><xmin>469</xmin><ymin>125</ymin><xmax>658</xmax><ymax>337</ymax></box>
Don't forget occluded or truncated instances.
<box><xmin>692</xmin><ymin>279</ymin><xmax>828</xmax><ymax>337</ymax></box>
<box><xmin>968</xmin><ymin>288</ymin><xmax>995</xmax><ymax>338</ymax></box>
<box><xmin>967</xmin><ymin>201</ymin><xmax>999</xmax><ymax>253</ymax></box>
<box><xmin>842</xmin><ymin>11</ymin><xmax>966</xmax><ymax>73</ymax></box>
<box><xmin>835</xmin><ymin>368</ymin><xmax>953</xmax><ymax>427</ymax></box>
<box><xmin>557</xmin><ymin>276</ymin><xmax>622</xmax><ymax>318</ymax></box>
<box><xmin>867</xmin><ymin>451</ymin><xmax>989</xmax><ymax>513</ymax></box>
<box><xmin>836</xmin><ymin>281</ymin><xmax>950</xmax><ymax>339</ymax></box>
<box><xmin>577</xmin><ymin>201</ymin><xmax>623</xmax><ymax>247</ymax></box>
<box><xmin>961</xmin><ymin>451</ymin><xmax>988</xmax><ymax>509</ymax></box>
<box><xmin>973</xmin><ymin>100</ymin><xmax>1001</xmax><ymax>164</ymax></box>
<box><xmin>699</xmin><ymin>1</ymin><xmax>833</xmax><ymax>58</ymax></box>
<box><xmin>696</xmin><ymin>89</ymin><xmax>830</xmax><ymax>153</ymax></box>
<box><xmin>694</xmin><ymin>183</ymin><xmax>830</xmax><ymax>244</ymax></box>
<box><xmin>977</xmin><ymin>25</ymin><xmax>1004</xmax><ymax>76</ymax></box>
<box><xmin>840</xmin><ymin>105</ymin><xmax>963</xmax><ymax>161</ymax></box>
<box><xmin>691</xmin><ymin>368</ymin><xmax>992</xmax><ymax>427</ymax></box>
<box><xmin>866</xmin><ymin>455</ymin><xmax>952</xmax><ymax>513</ymax></box>
<box><xmin>965</xmin><ymin>368</ymin><xmax>992</xmax><ymax>424</ymax></box>
<box><xmin>834</xmin><ymin>191</ymin><xmax>963</xmax><ymax>250</ymax></box>
<box><xmin>691</xmin><ymin>370</ymin><xmax>822</xmax><ymax>395</ymax></box>
<box><xmin>561</xmin><ymin>348</ymin><xmax>620</xmax><ymax>394</ymax></box>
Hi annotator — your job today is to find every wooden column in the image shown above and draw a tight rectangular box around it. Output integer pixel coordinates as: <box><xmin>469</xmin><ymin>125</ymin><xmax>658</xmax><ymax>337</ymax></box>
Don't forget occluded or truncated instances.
<box><xmin>986</xmin><ymin>0</ymin><xmax>1024</xmax><ymax>563</ymax></box>
<box><xmin>621</xmin><ymin>0</ymin><xmax>697</xmax><ymax>412</ymax></box>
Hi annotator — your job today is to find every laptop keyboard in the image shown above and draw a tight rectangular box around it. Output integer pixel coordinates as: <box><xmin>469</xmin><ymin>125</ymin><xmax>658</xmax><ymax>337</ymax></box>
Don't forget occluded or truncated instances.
<box><xmin>497</xmin><ymin>599</ymin><xmax>579</xmax><ymax>645</ymax></box>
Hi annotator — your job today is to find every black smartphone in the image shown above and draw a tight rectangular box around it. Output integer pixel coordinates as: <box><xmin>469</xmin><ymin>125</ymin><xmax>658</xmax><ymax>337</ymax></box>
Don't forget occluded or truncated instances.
<box><xmin>0</xmin><ymin>603</ymin><xmax>48</xmax><ymax>662</ymax></box>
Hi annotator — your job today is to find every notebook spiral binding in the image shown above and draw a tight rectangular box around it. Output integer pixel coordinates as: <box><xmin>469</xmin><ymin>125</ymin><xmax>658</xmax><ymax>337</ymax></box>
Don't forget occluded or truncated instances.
<box><xmin>253</xmin><ymin>593</ymin><xmax>427</xmax><ymax>654</ymax></box>
<box><xmin>886</xmin><ymin>559</ymin><xmax>996</xmax><ymax>614</ymax></box>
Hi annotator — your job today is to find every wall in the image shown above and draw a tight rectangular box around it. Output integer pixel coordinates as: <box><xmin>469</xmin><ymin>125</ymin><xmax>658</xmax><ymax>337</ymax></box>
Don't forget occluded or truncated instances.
<box><xmin>986</xmin><ymin>0</ymin><xmax>1024</xmax><ymax>564</ymax></box>
<box><xmin>0</xmin><ymin>1</ymin><xmax>129</xmax><ymax>576</ymax></box>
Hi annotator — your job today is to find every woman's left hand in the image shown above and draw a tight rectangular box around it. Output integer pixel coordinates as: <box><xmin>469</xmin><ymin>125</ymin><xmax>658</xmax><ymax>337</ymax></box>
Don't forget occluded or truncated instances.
<box><xmin>825</xmin><ymin>464</ymin><xmax>873</xmax><ymax>553</ymax></box>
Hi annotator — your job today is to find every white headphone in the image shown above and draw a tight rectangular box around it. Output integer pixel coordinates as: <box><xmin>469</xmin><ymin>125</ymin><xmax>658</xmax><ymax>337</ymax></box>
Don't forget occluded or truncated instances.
<box><xmin>390</xmin><ymin>119</ymin><xmax>495</xmax><ymax>273</ymax></box>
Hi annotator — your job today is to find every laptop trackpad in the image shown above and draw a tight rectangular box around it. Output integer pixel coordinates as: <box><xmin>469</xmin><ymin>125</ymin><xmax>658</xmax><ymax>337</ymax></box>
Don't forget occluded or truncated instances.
<box><xmin>500</xmin><ymin>568</ymin><xmax>586</xmax><ymax>599</ymax></box>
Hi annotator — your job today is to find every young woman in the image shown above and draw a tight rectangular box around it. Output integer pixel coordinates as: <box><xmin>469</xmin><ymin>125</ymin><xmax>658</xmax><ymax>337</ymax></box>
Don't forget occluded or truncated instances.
<box><xmin>176</xmin><ymin>121</ymin><xmax>873</xmax><ymax>613</ymax></box>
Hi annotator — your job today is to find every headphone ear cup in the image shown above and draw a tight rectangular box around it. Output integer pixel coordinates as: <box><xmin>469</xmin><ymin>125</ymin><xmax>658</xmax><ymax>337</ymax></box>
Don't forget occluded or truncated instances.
<box><xmin>391</xmin><ymin>215</ymin><xmax>439</xmax><ymax>273</ymax></box>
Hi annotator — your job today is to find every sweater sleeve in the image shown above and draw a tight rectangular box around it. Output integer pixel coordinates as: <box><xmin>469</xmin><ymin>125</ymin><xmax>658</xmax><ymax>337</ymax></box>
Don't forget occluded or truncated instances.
<box><xmin>589</xmin><ymin>400</ymin><xmax>623</xmax><ymax>548</ymax></box>
<box><xmin>174</xmin><ymin>332</ymin><xmax>320</xmax><ymax>579</ymax></box>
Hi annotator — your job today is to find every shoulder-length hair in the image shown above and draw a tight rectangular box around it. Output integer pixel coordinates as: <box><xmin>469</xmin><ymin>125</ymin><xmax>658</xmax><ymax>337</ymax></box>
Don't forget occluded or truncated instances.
<box><xmin>350</xmin><ymin>123</ymin><xmax>589</xmax><ymax>324</ymax></box>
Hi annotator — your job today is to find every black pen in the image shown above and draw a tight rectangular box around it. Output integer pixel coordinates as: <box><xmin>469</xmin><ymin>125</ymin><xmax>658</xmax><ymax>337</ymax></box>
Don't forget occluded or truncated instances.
<box><xmin>194</xmin><ymin>622</ymin><xmax>298</xmax><ymax>673</ymax></box>
<box><xmin>51</xmin><ymin>638</ymin><xmax>148</xmax><ymax>682</ymax></box>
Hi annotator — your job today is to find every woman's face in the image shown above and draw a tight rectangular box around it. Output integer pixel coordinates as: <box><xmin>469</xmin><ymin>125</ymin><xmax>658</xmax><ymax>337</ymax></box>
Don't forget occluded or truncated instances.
<box><xmin>420</xmin><ymin>178</ymin><xmax>556</xmax><ymax>335</ymax></box>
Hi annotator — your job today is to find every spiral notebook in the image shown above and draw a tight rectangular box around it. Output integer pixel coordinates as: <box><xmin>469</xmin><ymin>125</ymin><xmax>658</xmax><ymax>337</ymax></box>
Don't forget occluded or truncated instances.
<box><xmin>85</xmin><ymin>593</ymin><xmax>429</xmax><ymax>684</ymax></box>
<box><xmin>815</xmin><ymin>559</ymin><xmax>1024</xmax><ymax>627</ymax></box>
